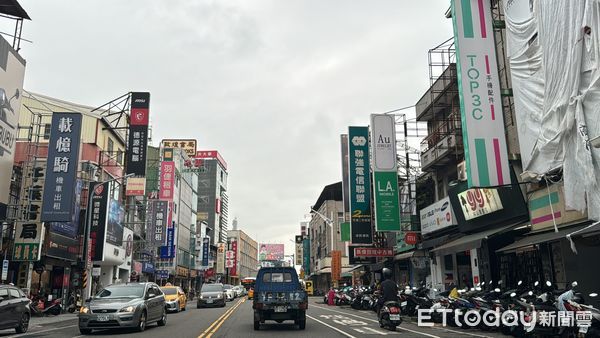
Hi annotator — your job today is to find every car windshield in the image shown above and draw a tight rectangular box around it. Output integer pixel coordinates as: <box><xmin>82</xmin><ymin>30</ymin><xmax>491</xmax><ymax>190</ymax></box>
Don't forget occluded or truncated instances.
<box><xmin>202</xmin><ymin>284</ymin><xmax>223</xmax><ymax>292</ymax></box>
<box><xmin>96</xmin><ymin>285</ymin><xmax>145</xmax><ymax>299</ymax></box>
<box><xmin>161</xmin><ymin>288</ymin><xmax>177</xmax><ymax>295</ymax></box>
<box><xmin>223</xmin><ymin>285</ymin><xmax>233</xmax><ymax>290</ymax></box>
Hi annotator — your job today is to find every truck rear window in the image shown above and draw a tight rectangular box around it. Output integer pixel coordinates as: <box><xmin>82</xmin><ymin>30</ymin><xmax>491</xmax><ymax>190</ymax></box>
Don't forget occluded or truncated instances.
<box><xmin>262</xmin><ymin>272</ymin><xmax>293</xmax><ymax>283</ymax></box>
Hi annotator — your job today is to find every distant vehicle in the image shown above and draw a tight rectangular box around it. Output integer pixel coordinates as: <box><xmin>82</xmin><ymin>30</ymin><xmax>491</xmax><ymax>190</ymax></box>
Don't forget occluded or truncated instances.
<box><xmin>233</xmin><ymin>285</ymin><xmax>245</xmax><ymax>297</ymax></box>
<box><xmin>78</xmin><ymin>282</ymin><xmax>167</xmax><ymax>335</ymax></box>
<box><xmin>223</xmin><ymin>284</ymin><xmax>235</xmax><ymax>301</ymax></box>
<box><xmin>242</xmin><ymin>277</ymin><xmax>256</xmax><ymax>299</ymax></box>
<box><xmin>160</xmin><ymin>285</ymin><xmax>187</xmax><ymax>312</ymax></box>
<box><xmin>0</xmin><ymin>284</ymin><xmax>31</xmax><ymax>334</ymax></box>
<box><xmin>252</xmin><ymin>267</ymin><xmax>307</xmax><ymax>330</ymax></box>
<box><xmin>197</xmin><ymin>283</ymin><xmax>226</xmax><ymax>308</ymax></box>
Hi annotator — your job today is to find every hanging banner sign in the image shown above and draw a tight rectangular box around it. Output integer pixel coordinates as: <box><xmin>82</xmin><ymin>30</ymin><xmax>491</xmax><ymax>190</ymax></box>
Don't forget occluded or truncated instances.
<box><xmin>89</xmin><ymin>182</ymin><xmax>110</xmax><ymax>261</ymax></box>
<box><xmin>370</xmin><ymin>114</ymin><xmax>401</xmax><ymax>232</ymax></box>
<box><xmin>230</xmin><ymin>240</ymin><xmax>238</xmax><ymax>276</ymax></box>
<box><xmin>41</xmin><ymin>113</ymin><xmax>83</xmax><ymax>222</ymax></box>
<box><xmin>348</xmin><ymin>126</ymin><xmax>373</xmax><ymax>244</ymax></box>
<box><xmin>457</xmin><ymin>188</ymin><xmax>503</xmax><ymax>220</ymax></box>
<box><xmin>126</xmin><ymin>92</ymin><xmax>150</xmax><ymax>176</ymax></box>
<box><xmin>216</xmin><ymin>242</ymin><xmax>225</xmax><ymax>274</ymax></box>
<box><xmin>353</xmin><ymin>247</ymin><xmax>394</xmax><ymax>258</ymax></box>
<box><xmin>331</xmin><ymin>250</ymin><xmax>342</xmax><ymax>282</ymax></box>
<box><xmin>451</xmin><ymin>0</ymin><xmax>511</xmax><ymax>187</ymax></box>
<box><xmin>159</xmin><ymin>161</ymin><xmax>175</xmax><ymax>200</ymax></box>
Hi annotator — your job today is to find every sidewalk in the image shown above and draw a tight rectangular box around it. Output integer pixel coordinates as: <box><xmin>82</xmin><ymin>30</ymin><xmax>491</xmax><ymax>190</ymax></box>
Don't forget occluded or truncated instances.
<box><xmin>29</xmin><ymin>312</ymin><xmax>78</xmax><ymax>326</ymax></box>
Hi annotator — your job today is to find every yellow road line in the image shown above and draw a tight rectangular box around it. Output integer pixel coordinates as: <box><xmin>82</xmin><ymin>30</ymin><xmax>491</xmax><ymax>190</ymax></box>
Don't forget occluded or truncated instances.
<box><xmin>198</xmin><ymin>298</ymin><xmax>246</xmax><ymax>338</ymax></box>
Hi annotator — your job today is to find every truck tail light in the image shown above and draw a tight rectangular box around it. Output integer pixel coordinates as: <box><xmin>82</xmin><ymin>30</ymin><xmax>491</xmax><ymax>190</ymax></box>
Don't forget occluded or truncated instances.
<box><xmin>253</xmin><ymin>302</ymin><xmax>264</xmax><ymax>310</ymax></box>
<box><xmin>299</xmin><ymin>302</ymin><xmax>308</xmax><ymax>310</ymax></box>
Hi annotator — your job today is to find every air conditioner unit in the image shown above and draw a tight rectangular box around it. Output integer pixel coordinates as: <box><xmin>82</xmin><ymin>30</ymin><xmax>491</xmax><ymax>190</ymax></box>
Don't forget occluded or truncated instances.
<box><xmin>457</xmin><ymin>161</ymin><xmax>467</xmax><ymax>181</ymax></box>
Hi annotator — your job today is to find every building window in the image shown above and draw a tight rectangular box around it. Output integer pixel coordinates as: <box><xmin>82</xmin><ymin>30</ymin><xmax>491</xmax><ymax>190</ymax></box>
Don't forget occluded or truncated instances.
<box><xmin>43</xmin><ymin>124</ymin><xmax>51</xmax><ymax>140</ymax></box>
<box><xmin>117</xmin><ymin>150</ymin><xmax>123</xmax><ymax>165</ymax></box>
<box><xmin>107</xmin><ymin>138</ymin><xmax>114</xmax><ymax>154</ymax></box>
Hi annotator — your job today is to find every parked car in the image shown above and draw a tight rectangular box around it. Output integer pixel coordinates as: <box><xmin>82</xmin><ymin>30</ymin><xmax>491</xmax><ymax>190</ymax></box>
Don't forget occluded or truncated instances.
<box><xmin>233</xmin><ymin>285</ymin><xmax>245</xmax><ymax>297</ymax></box>
<box><xmin>0</xmin><ymin>284</ymin><xmax>31</xmax><ymax>334</ymax></box>
<box><xmin>252</xmin><ymin>267</ymin><xmax>307</xmax><ymax>330</ymax></box>
<box><xmin>197</xmin><ymin>283</ymin><xmax>226</xmax><ymax>308</ymax></box>
<box><xmin>160</xmin><ymin>285</ymin><xmax>186</xmax><ymax>312</ymax></box>
<box><xmin>223</xmin><ymin>284</ymin><xmax>236</xmax><ymax>301</ymax></box>
<box><xmin>78</xmin><ymin>282</ymin><xmax>167</xmax><ymax>335</ymax></box>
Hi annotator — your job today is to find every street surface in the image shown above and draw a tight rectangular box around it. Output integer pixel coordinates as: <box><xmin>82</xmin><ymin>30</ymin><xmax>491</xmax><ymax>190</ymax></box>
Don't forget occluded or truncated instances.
<box><xmin>0</xmin><ymin>298</ymin><xmax>509</xmax><ymax>338</ymax></box>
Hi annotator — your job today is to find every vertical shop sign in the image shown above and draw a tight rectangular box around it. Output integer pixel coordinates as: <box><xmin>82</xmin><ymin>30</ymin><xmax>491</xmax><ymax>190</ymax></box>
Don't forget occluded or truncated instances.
<box><xmin>370</xmin><ymin>114</ymin><xmax>401</xmax><ymax>232</ymax></box>
<box><xmin>451</xmin><ymin>0</ymin><xmax>511</xmax><ymax>187</ymax></box>
<box><xmin>41</xmin><ymin>113</ymin><xmax>82</xmax><ymax>222</ymax></box>
<box><xmin>348</xmin><ymin>126</ymin><xmax>373</xmax><ymax>244</ymax></box>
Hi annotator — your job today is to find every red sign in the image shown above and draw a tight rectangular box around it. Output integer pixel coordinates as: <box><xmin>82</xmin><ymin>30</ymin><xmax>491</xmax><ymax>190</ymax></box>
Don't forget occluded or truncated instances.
<box><xmin>230</xmin><ymin>240</ymin><xmax>238</xmax><ymax>277</ymax></box>
<box><xmin>159</xmin><ymin>161</ymin><xmax>175</xmax><ymax>200</ymax></box>
<box><xmin>473</xmin><ymin>275</ymin><xmax>479</xmax><ymax>285</ymax></box>
<box><xmin>404</xmin><ymin>232</ymin><xmax>418</xmax><ymax>245</ymax></box>
<box><xmin>130</xmin><ymin>108</ymin><xmax>149</xmax><ymax>126</ymax></box>
<box><xmin>353</xmin><ymin>247</ymin><xmax>394</xmax><ymax>257</ymax></box>
<box><xmin>196</xmin><ymin>150</ymin><xmax>228</xmax><ymax>170</ymax></box>
<box><xmin>331</xmin><ymin>250</ymin><xmax>342</xmax><ymax>281</ymax></box>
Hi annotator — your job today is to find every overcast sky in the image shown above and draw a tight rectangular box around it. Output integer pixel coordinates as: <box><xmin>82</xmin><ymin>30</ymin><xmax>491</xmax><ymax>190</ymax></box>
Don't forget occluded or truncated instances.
<box><xmin>13</xmin><ymin>0</ymin><xmax>453</xmax><ymax>256</ymax></box>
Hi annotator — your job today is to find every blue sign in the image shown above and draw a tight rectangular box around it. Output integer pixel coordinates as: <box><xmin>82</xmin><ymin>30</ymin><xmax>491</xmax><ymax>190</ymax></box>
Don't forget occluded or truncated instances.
<box><xmin>202</xmin><ymin>237</ymin><xmax>209</xmax><ymax>267</ymax></box>
<box><xmin>41</xmin><ymin>113</ymin><xmax>83</xmax><ymax>222</ymax></box>
<box><xmin>49</xmin><ymin>179</ymin><xmax>82</xmax><ymax>238</ymax></box>
<box><xmin>142</xmin><ymin>262</ymin><xmax>155</xmax><ymax>274</ymax></box>
<box><xmin>156</xmin><ymin>269</ymin><xmax>169</xmax><ymax>279</ymax></box>
<box><xmin>160</xmin><ymin>227</ymin><xmax>175</xmax><ymax>259</ymax></box>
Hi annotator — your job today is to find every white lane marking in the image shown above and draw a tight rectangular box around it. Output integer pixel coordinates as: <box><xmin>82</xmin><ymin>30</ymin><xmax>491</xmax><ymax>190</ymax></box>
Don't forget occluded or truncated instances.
<box><xmin>311</xmin><ymin>304</ymin><xmax>441</xmax><ymax>338</ymax></box>
<box><xmin>353</xmin><ymin>328</ymin><xmax>366</xmax><ymax>333</ymax></box>
<box><xmin>363</xmin><ymin>326</ymin><xmax>389</xmax><ymax>335</ymax></box>
<box><xmin>6</xmin><ymin>324</ymin><xmax>77</xmax><ymax>337</ymax></box>
<box><xmin>307</xmin><ymin>314</ymin><xmax>357</xmax><ymax>338</ymax></box>
<box><xmin>429</xmin><ymin>326</ymin><xmax>492</xmax><ymax>338</ymax></box>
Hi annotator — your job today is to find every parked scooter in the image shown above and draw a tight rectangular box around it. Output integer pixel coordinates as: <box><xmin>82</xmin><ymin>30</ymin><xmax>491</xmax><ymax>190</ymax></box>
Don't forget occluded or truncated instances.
<box><xmin>378</xmin><ymin>300</ymin><xmax>403</xmax><ymax>331</ymax></box>
<box><xmin>31</xmin><ymin>297</ymin><xmax>62</xmax><ymax>316</ymax></box>
<box><xmin>67</xmin><ymin>291</ymin><xmax>82</xmax><ymax>313</ymax></box>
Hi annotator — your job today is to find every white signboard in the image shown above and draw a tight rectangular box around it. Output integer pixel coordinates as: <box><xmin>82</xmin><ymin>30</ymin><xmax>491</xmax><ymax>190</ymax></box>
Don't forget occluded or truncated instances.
<box><xmin>295</xmin><ymin>243</ymin><xmax>303</xmax><ymax>266</ymax></box>
<box><xmin>457</xmin><ymin>188</ymin><xmax>503</xmax><ymax>220</ymax></box>
<box><xmin>92</xmin><ymin>267</ymin><xmax>101</xmax><ymax>277</ymax></box>
<box><xmin>0</xmin><ymin>36</ymin><xmax>26</xmax><ymax>208</ymax></box>
<box><xmin>216</xmin><ymin>242</ymin><xmax>225</xmax><ymax>274</ymax></box>
<box><xmin>420</xmin><ymin>197</ymin><xmax>457</xmax><ymax>235</ymax></box>
<box><xmin>452</xmin><ymin>0</ymin><xmax>511</xmax><ymax>187</ymax></box>
<box><xmin>1</xmin><ymin>259</ymin><xmax>8</xmax><ymax>281</ymax></box>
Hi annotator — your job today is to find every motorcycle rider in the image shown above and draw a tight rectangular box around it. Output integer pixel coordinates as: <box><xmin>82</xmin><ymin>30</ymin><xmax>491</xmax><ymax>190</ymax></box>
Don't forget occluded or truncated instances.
<box><xmin>377</xmin><ymin>268</ymin><xmax>398</xmax><ymax>314</ymax></box>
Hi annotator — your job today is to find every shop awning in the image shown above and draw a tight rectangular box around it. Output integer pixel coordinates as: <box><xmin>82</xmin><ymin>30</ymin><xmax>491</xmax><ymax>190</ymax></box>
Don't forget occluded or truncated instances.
<box><xmin>313</xmin><ymin>267</ymin><xmax>355</xmax><ymax>275</ymax></box>
<box><xmin>346</xmin><ymin>265</ymin><xmax>365</xmax><ymax>272</ymax></box>
<box><xmin>431</xmin><ymin>223</ymin><xmax>516</xmax><ymax>256</ymax></box>
<box><xmin>394</xmin><ymin>251</ymin><xmax>414</xmax><ymax>260</ymax></box>
<box><xmin>496</xmin><ymin>223</ymin><xmax>593</xmax><ymax>253</ymax></box>
<box><xmin>418</xmin><ymin>234</ymin><xmax>452</xmax><ymax>250</ymax></box>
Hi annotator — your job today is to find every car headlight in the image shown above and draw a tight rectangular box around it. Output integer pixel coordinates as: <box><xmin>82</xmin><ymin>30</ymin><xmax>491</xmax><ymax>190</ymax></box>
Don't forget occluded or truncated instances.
<box><xmin>217</xmin><ymin>294</ymin><xmax>222</xmax><ymax>298</ymax></box>
<box><xmin>199</xmin><ymin>295</ymin><xmax>204</xmax><ymax>300</ymax></box>
<box><xmin>119</xmin><ymin>306</ymin><xmax>136</xmax><ymax>313</ymax></box>
<box><xmin>80</xmin><ymin>306</ymin><xmax>90</xmax><ymax>314</ymax></box>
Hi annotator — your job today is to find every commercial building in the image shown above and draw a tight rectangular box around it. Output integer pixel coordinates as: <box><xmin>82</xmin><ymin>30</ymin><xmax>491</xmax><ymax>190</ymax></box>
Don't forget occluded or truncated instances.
<box><xmin>228</xmin><ymin>228</ymin><xmax>259</xmax><ymax>283</ymax></box>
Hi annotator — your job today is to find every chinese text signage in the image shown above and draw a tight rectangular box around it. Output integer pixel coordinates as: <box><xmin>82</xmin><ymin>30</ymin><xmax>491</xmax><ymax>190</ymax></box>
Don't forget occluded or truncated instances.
<box><xmin>331</xmin><ymin>250</ymin><xmax>341</xmax><ymax>282</ymax></box>
<box><xmin>348</xmin><ymin>126</ymin><xmax>373</xmax><ymax>244</ymax></box>
<box><xmin>353</xmin><ymin>247</ymin><xmax>394</xmax><ymax>257</ymax></box>
<box><xmin>89</xmin><ymin>182</ymin><xmax>110</xmax><ymax>261</ymax></box>
<box><xmin>41</xmin><ymin>113</ymin><xmax>82</xmax><ymax>222</ymax></box>
<box><xmin>126</xmin><ymin>92</ymin><xmax>150</xmax><ymax>176</ymax></box>
<box><xmin>452</xmin><ymin>0</ymin><xmax>511</xmax><ymax>187</ymax></box>
<box><xmin>216</xmin><ymin>242</ymin><xmax>225</xmax><ymax>274</ymax></box>
<box><xmin>162</xmin><ymin>139</ymin><xmax>197</xmax><ymax>157</ymax></box>
<box><xmin>370</xmin><ymin>114</ymin><xmax>401</xmax><ymax>232</ymax></box>
<box><xmin>202</xmin><ymin>237</ymin><xmax>210</xmax><ymax>267</ymax></box>
<box><xmin>458</xmin><ymin>188</ymin><xmax>503</xmax><ymax>220</ymax></box>
<box><xmin>159</xmin><ymin>161</ymin><xmax>175</xmax><ymax>200</ymax></box>
<box><xmin>13</xmin><ymin>222</ymin><xmax>44</xmax><ymax>261</ymax></box>
<box><xmin>147</xmin><ymin>200</ymin><xmax>168</xmax><ymax>245</ymax></box>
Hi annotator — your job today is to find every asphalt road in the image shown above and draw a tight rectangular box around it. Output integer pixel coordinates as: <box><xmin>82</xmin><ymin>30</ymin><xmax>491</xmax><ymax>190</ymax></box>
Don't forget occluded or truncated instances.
<box><xmin>0</xmin><ymin>298</ymin><xmax>510</xmax><ymax>338</ymax></box>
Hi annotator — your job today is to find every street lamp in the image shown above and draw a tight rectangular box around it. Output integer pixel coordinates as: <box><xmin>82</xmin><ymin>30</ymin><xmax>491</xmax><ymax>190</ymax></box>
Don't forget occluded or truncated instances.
<box><xmin>288</xmin><ymin>239</ymin><xmax>296</xmax><ymax>268</ymax></box>
<box><xmin>82</xmin><ymin>173</ymin><xmax>134</xmax><ymax>300</ymax></box>
<box><xmin>310</xmin><ymin>207</ymin><xmax>334</xmax><ymax>255</ymax></box>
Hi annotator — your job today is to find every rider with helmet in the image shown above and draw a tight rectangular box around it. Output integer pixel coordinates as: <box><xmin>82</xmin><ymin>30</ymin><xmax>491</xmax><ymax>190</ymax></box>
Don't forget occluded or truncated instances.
<box><xmin>377</xmin><ymin>268</ymin><xmax>398</xmax><ymax>313</ymax></box>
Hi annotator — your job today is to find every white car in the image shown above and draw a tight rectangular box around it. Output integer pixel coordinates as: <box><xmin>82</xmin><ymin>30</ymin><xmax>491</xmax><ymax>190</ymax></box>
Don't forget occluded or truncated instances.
<box><xmin>233</xmin><ymin>285</ymin><xmax>245</xmax><ymax>297</ymax></box>
<box><xmin>223</xmin><ymin>284</ymin><xmax>236</xmax><ymax>301</ymax></box>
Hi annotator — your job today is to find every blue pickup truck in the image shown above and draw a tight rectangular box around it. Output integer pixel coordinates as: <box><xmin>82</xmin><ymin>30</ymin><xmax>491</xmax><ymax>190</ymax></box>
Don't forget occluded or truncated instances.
<box><xmin>252</xmin><ymin>267</ymin><xmax>307</xmax><ymax>330</ymax></box>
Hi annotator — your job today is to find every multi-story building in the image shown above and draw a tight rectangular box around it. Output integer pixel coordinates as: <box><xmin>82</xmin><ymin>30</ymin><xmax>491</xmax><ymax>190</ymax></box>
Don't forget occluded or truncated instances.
<box><xmin>195</xmin><ymin>150</ymin><xmax>228</xmax><ymax>277</ymax></box>
<box><xmin>308</xmin><ymin>182</ymin><xmax>351</xmax><ymax>292</ymax></box>
<box><xmin>10</xmin><ymin>91</ymin><xmax>132</xmax><ymax>300</ymax></box>
<box><xmin>228</xmin><ymin>228</ymin><xmax>258</xmax><ymax>284</ymax></box>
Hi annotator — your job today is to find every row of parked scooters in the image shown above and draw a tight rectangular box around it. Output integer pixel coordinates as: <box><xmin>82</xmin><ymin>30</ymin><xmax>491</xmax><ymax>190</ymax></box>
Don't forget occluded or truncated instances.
<box><xmin>325</xmin><ymin>280</ymin><xmax>600</xmax><ymax>337</ymax></box>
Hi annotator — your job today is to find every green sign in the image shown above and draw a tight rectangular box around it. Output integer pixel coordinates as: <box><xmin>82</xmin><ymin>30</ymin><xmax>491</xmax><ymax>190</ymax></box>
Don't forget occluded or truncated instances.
<box><xmin>370</xmin><ymin>114</ymin><xmax>401</xmax><ymax>232</ymax></box>
<box><xmin>13</xmin><ymin>243</ymin><xmax>40</xmax><ymax>261</ymax></box>
<box><xmin>340</xmin><ymin>222</ymin><xmax>350</xmax><ymax>242</ymax></box>
<box><xmin>373</xmin><ymin>171</ymin><xmax>401</xmax><ymax>231</ymax></box>
<box><xmin>348</xmin><ymin>126</ymin><xmax>373</xmax><ymax>244</ymax></box>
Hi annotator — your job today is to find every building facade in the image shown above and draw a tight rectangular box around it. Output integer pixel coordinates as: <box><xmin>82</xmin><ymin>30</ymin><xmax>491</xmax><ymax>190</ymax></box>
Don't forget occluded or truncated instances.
<box><xmin>228</xmin><ymin>229</ymin><xmax>258</xmax><ymax>283</ymax></box>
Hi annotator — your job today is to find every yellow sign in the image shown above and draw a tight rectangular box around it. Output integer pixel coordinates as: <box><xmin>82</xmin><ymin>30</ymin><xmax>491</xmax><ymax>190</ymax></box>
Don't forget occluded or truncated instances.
<box><xmin>305</xmin><ymin>281</ymin><xmax>314</xmax><ymax>296</ymax></box>
<box><xmin>161</xmin><ymin>139</ymin><xmax>197</xmax><ymax>157</ymax></box>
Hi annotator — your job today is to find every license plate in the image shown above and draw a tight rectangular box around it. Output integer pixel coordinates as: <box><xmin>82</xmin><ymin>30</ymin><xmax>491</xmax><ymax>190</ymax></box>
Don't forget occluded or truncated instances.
<box><xmin>400</xmin><ymin>301</ymin><xmax>407</xmax><ymax>307</ymax></box>
<box><xmin>389</xmin><ymin>314</ymin><xmax>400</xmax><ymax>321</ymax></box>
<box><xmin>96</xmin><ymin>315</ymin><xmax>109</xmax><ymax>322</ymax></box>
<box><xmin>579</xmin><ymin>326</ymin><xmax>588</xmax><ymax>334</ymax></box>
<box><xmin>274</xmin><ymin>306</ymin><xmax>287</xmax><ymax>313</ymax></box>
<box><xmin>206</xmin><ymin>299</ymin><xmax>213</xmax><ymax>304</ymax></box>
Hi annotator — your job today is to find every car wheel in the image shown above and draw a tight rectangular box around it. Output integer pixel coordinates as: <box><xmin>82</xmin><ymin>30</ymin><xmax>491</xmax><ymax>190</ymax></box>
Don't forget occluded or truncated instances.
<box><xmin>15</xmin><ymin>313</ymin><xmax>29</xmax><ymax>333</ymax></box>
<box><xmin>157</xmin><ymin>309</ymin><xmax>167</xmax><ymax>326</ymax></box>
<box><xmin>254</xmin><ymin>320</ymin><xmax>260</xmax><ymax>330</ymax></box>
<box><xmin>137</xmin><ymin>310</ymin><xmax>147</xmax><ymax>332</ymax></box>
<box><xmin>79</xmin><ymin>328</ymin><xmax>92</xmax><ymax>335</ymax></box>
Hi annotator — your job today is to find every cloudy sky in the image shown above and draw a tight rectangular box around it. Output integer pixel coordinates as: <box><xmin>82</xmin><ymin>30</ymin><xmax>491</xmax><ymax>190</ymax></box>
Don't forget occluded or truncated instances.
<box><xmin>12</xmin><ymin>0</ymin><xmax>453</xmax><ymax>255</ymax></box>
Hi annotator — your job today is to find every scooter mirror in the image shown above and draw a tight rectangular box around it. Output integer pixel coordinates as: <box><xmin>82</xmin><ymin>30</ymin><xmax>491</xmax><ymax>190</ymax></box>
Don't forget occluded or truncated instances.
<box><xmin>476</xmin><ymin>287</ymin><xmax>482</xmax><ymax>291</ymax></box>
<box><xmin>590</xmin><ymin>293</ymin><xmax>598</xmax><ymax>298</ymax></box>
<box><xmin>534</xmin><ymin>281</ymin><xmax>539</xmax><ymax>287</ymax></box>
<box><xmin>510</xmin><ymin>292</ymin><xmax>517</xmax><ymax>298</ymax></box>
<box><xmin>546</xmin><ymin>281</ymin><xmax>552</xmax><ymax>287</ymax></box>
<box><xmin>528</xmin><ymin>291</ymin><xmax>533</xmax><ymax>296</ymax></box>
<box><xmin>494</xmin><ymin>288</ymin><xmax>501</xmax><ymax>293</ymax></box>
<box><xmin>518</xmin><ymin>281</ymin><xmax>523</xmax><ymax>286</ymax></box>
